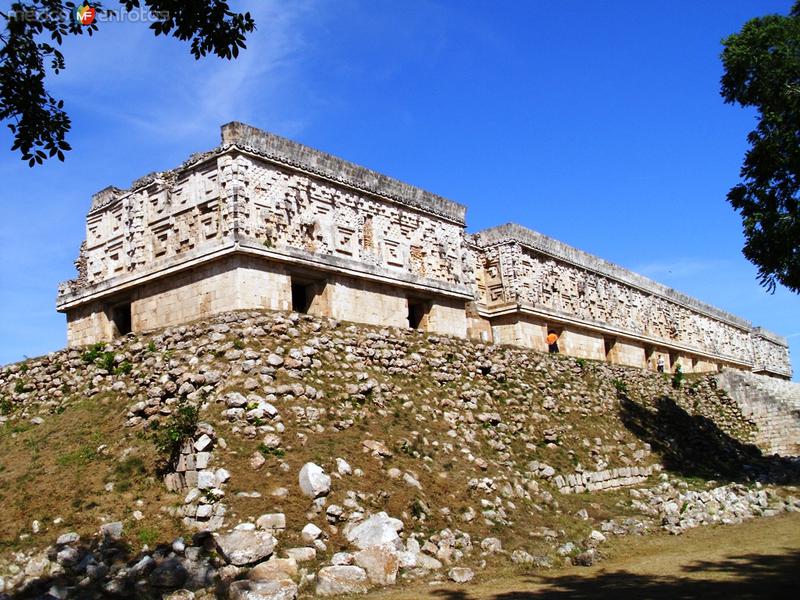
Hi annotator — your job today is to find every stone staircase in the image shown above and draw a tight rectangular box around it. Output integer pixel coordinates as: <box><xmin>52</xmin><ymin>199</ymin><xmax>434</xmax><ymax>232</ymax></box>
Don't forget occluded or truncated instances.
<box><xmin>715</xmin><ymin>369</ymin><xmax>800</xmax><ymax>456</ymax></box>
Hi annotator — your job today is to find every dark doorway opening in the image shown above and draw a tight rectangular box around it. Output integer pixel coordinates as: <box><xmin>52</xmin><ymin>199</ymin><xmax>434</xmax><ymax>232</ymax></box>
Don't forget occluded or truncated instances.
<box><xmin>604</xmin><ymin>336</ymin><xmax>617</xmax><ymax>359</ymax></box>
<box><xmin>111</xmin><ymin>303</ymin><xmax>132</xmax><ymax>337</ymax></box>
<box><xmin>291</xmin><ymin>281</ymin><xmax>312</xmax><ymax>314</ymax></box>
<box><xmin>407</xmin><ymin>298</ymin><xmax>429</xmax><ymax>330</ymax></box>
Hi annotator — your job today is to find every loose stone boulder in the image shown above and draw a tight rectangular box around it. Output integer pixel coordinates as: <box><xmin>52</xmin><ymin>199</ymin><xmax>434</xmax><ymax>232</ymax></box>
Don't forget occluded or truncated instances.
<box><xmin>316</xmin><ymin>566</ymin><xmax>369</xmax><ymax>596</ymax></box>
<box><xmin>298</xmin><ymin>463</ymin><xmax>331</xmax><ymax>499</ymax></box>
<box><xmin>354</xmin><ymin>545</ymin><xmax>399</xmax><ymax>585</ymax></box>
<box><xmin>228</xmin><ymin>578</ymin><xmax>298</xmax><ymax>600</ymax></box>
<box><xmin>344</xmin><ymin>512</ymin><xmax>403</xmax><ymax>550</ymax></box>
<box><xmin>448</xmin><ymin>567</ymin><xmax>475</xmax><ymax>583</ymax></box>
<box><xmin>248</xmin><ymin>558</ymin><xmax>298</xmax><ymax>581</ymax></box>
<box><xmin>214</xmin><ymin>530</ymin><xmax>276</xmax><ymax>566</ymax></box>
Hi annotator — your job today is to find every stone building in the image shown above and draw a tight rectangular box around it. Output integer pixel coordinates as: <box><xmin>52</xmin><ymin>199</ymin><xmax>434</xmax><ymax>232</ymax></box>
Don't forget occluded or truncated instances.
<box><xmin>57</xmin><ymin>122</ymin><xmax>792</xmax><ymax>379</ymax></box>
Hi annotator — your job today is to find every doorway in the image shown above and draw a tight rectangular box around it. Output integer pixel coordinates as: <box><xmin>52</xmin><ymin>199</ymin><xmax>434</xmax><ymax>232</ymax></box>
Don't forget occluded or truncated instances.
<box><xmin>291</xmin><ymin>279</ymin><xmax>316</xmax><ymax>314</ymax></box>
<box><xmin>407</xmin><ymin>298</ymin><xmax>429</xmax><ymax>330</ymax></box>
<box><xmin>604</xmin><ymin>336</ymin><xmax>617</xmax><ymax>360</ymax></box>
<box><xmin>111</xmin><ymin>302</ymin><xmax>132</xmax><ymax>337</ymax></box>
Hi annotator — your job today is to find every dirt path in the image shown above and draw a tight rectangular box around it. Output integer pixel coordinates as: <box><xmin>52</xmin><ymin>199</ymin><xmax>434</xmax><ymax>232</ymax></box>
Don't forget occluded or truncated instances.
<box><xmin>366</xmin><ymin>512</ymin><xmax>800</xmax><ymax>599</ymax></box>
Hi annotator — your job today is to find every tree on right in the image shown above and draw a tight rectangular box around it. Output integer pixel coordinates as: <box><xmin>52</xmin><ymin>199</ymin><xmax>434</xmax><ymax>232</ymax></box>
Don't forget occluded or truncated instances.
<box><xmin>721</xmin><ymin>1</ymin><xmax>800</xmax><ymax>293</ymax></box>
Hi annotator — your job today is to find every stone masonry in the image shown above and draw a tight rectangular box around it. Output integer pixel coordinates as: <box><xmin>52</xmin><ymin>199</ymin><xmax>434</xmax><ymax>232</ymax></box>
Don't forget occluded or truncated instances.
<box><xmin>57</xmin><ymin>122</ymin><xmax>792</xmax><ymax>379</ymax></box>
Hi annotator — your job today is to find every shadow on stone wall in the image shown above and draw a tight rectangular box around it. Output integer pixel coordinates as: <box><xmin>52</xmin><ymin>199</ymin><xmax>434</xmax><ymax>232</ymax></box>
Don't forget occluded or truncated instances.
<box><xmin>618</xmin><ymin>396</ymin><xmax>799</xmax><ymax>484</ymax></box>
<box><xmin>430</xmin><ymin>550</ymin><xmax>800</xmax><ymax>599</ymax></box>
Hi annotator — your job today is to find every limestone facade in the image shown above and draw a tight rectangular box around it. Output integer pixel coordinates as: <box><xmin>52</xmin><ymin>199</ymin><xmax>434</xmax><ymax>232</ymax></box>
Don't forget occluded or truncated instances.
<box><xmin>57</xmin><ymin>123</ymin><xmax>792</xmax><ymax>379</ymax></box>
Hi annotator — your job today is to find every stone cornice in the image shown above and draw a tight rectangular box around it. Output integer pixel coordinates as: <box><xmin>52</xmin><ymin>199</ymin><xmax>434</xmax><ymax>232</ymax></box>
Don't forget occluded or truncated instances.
<box><xmin>56</xmin><ymin>238</ymin><xmax>472</xmax><ymax>311</ymax></box>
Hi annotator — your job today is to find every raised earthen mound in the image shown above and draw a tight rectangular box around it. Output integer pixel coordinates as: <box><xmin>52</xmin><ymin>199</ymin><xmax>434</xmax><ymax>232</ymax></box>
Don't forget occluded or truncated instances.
<box><xmin>0</xmin><ymin>310</ymin><xmax>797</xmax><ymax>599</ymax></box>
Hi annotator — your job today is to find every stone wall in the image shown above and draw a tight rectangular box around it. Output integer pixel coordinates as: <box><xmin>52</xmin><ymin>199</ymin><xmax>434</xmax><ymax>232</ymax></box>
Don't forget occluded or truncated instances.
<box><xmin>472</xmin><ymin>224</ymin><xmax>791</xmax><ymax>377</ymax></box>
<box><xmin>554</xmin><ymin>466</ymin><xmax>656</xmax><ymax>494</ymax></box>
<box><xmin>56</xmin><ymin>123</ymin><xmax>792</xmax><ymax>380</ymax></box>
<box><xmin>715</xmin><ymin>369</ymin><xmax>800</xmax><ymax>456</ymax></box>
<box><xmin>65</xmin><ymin>301</ymin><xmax>114</xmax><ymax>347</ymax></box>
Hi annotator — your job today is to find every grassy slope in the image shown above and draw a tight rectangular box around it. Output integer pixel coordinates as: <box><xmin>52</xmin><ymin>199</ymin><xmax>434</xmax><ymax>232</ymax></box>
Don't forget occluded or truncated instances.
<box><xmin>0</xmin><ymin>310</ymin><xmax>773</xmax><ymax>568</ymax></box>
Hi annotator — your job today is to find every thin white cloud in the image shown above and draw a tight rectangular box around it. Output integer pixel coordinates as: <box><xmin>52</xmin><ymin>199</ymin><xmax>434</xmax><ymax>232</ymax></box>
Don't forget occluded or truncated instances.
<box><xmin>50</xmin><ymin>0</ymin><xmax>315</xmax><ymax>142</ymax></box>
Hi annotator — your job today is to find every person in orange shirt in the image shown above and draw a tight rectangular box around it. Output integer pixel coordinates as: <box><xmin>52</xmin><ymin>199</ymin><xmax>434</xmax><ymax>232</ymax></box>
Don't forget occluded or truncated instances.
<box><xmin>547</xmin><ymin>331</ymin><xmax>559</xmax><ymax>354</ymax></box>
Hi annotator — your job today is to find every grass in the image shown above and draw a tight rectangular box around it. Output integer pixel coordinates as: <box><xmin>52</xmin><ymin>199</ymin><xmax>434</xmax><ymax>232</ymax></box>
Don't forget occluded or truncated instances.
<box><xmin>355</xmin><ymin>512</ymin><xmax>800</xmax><ymax>599</ymax></box>
<box><xmin>0</xmin><ymin>308</ymin><xmax>778</xmax><ymax>566</ymax></box>
<box><xmin>0</xmin><ymin>394</ymin><xmax>178</xmax><ymax>552</ymax></box>
<box><xmin>136</xmin><ymin>526</ymin><xmax>160</xmax><ymax>546</ymax></box>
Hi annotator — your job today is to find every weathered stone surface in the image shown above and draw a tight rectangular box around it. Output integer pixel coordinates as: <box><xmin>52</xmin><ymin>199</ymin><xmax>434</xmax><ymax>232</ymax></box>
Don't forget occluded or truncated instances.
<box><xmin>256</xmin><ymin>514</ymin><xmax>286</xmax><ymax>531</ymax></box>
<box><xmin>301</xmin><ymin>523</ymin><xmax>322</xmax><ymax>543</ymax></box>
<box><xmin>228</xmin><ymin>578</ymin><xmax>297</xmax><ymax>600</ymax></box>
<box><xmin>248</xmin><ymin>558</ymin><xmax>298</xmax><ymax>581</ymax></box>
<box><xmin>298</xmin><ymin>463</ymin><xmax>331</xmax><ymax>499</ymax></box>
<box><xmin>283</xmin><ymin>547</ymin><xmax>316</xmax><ymax>563</ymax></box>
<box><xmin>354</xmin><ymin>545</ymin><xmax>399</xmax><ymax>585</ymax></box>
<box><xmin>448</xmin><ymin>567</ymin><xmax>475</xmax><ymax>583</ymax></box>
<box><xmin>214</xmin><ymin>530</ymin><xmax>276</xmax><ymax>566</ymax></box>
<box><xmin>316</xmin><ymin>566</ymin><xmax>369</xmax><ymax>596</ymax></box>
<box><xmin>345</xmin><ymin>513</ymin><xmax>403</xmax><ymax>550</ymax></box>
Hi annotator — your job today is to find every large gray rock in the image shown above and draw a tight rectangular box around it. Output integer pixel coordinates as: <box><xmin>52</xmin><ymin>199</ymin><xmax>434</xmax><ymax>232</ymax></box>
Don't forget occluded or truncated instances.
<box><xmin>354</xmin><ymin>545</ymin><xmax>399</xmax><ymax>585</ymax></box>
<box><xmin>214</xmin><ymin>530</ymin><xmax>276</xmax><ymax>566</ymax></box>
<box><xmin>315</xmin><ymin>566</ymin><xmax>369</xmax><ymax>596</ymax></box>
<box><xmin>344</xmin><ymin>512</ymin><xmax>403</xmax><ymax>550</ymax></box>
<box><xmin>256</xmin><ymin>513</ymin><xmax>286</xmax><ymax>531</ymax></box>
<box><xmin>415</xmin><ymin>554</ymin><xmax>443</xmax><ymax>570</ymax></box>
<box><xmin>298</xmin><ymin>463</ymin><xmax>331</xmax><ymax>498</ymax></box>
<box><xmin>228</xmin><ymin>578</ymin><xmax>297</xmax><ymax>600</ymax></box>
<box><xmin>99</xmin><ymin>521</ymin><xmax>124</xmax><ymax>540</ymax></box>
<box><xmin>448</xmin><ymin>567</ymin><xmax>475</xmax><ymax>583</ymax></box>
<box><xmin>248</xmin><ymin>558</ymin><xmax>298</xmax><ymax>581</ymax></box>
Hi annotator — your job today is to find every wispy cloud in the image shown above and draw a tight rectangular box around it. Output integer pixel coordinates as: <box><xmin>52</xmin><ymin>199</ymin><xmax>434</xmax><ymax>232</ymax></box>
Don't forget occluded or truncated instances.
<box><xmin>50</xmin><ymin>0</ymin><xmax>315</xmax><ymax>142</ymax></box>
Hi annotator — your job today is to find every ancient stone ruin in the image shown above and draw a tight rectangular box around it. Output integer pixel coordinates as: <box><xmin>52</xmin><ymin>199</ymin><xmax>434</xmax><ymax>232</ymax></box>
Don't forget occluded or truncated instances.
<box><xmin>57</xmin><ymin>122</ymin><xmax>792</xmax><ymax>379</ymax></box>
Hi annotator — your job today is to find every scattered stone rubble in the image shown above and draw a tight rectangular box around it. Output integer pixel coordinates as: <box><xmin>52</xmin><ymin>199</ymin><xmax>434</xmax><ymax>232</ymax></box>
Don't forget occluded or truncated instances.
<box><xmin>1</xmin><ymin>309</ymin><xmax>799</xmax><ymax>599</ymax></box>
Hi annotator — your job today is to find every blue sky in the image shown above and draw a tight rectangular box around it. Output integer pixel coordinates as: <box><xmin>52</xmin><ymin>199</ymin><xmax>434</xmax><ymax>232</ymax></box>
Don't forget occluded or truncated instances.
<box><xmin>0</xmin><ymin>0</ymin><xmax>798</xmax><ymax>379</ymax></box>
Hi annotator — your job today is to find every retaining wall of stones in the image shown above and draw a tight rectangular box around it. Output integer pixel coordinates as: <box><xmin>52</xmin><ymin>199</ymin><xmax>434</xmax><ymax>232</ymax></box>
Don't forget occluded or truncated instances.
<box><xmin>554</xmin><ymin>466</ymin><xmax>656</xmax><ymax>494</ymax></box>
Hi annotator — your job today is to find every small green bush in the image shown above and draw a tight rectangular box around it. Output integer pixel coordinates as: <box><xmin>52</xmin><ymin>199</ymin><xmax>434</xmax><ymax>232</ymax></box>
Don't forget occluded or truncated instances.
<box><xmin>150</xmin><ymin>403</ymin><xmax>199</xmax><ymax>466</ymax></box>
<box><xmin>147</xmin><ymin>341</ymin><xmax>157</xmax><ymax>353</ymax></box>
<box><xmin>672</xmin><ymin>365</ymin><xmax>685</xmax><ymax>389</ymax></box>
<box><xmin>0</xmin><ymin>396</ymin><xmax>12</xmax><ymax>415</ymax></box>
<box><xmin>13</xmin><ymin>380</ymin><xmax>28</xmax><ymax>394</ymax></box>
<box><xmin>611</xmin><ymin>378</ymin><xmax>628</xmax><ymax>394</ymax></box>
<box><xmin>82</xmin><ymin>343</ymin><xmax>117</xmax><ymax>372</ymax></box>
<box><xmin>81</xmin><ymin>343</ymin><xmax>107</xmax><ymax>364</ymax></box>
<box><xmin>258</xmin><ymin>444</ymin><xmax>285</xmax><ymax>458</ymax></box>
<box><xmin>114</xmin><ymin>361</ymin><xmax>133</xmax><ymax>376</ymax></box>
